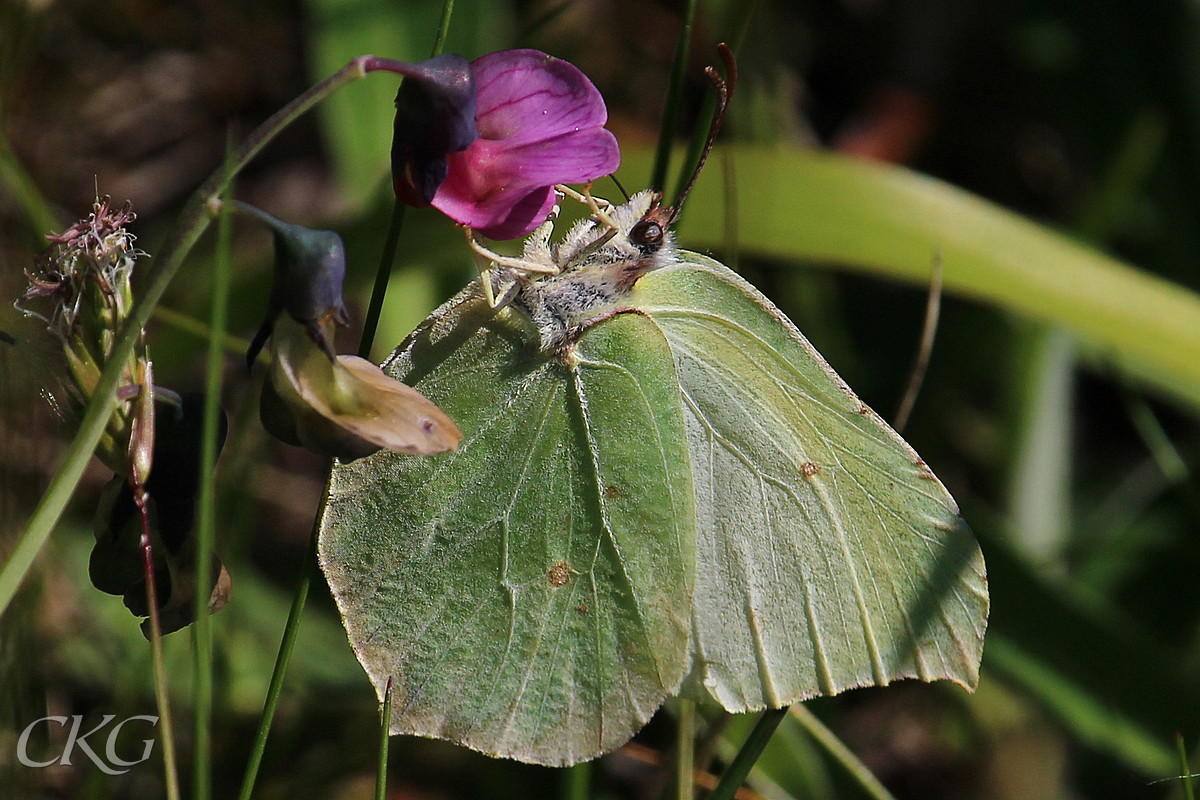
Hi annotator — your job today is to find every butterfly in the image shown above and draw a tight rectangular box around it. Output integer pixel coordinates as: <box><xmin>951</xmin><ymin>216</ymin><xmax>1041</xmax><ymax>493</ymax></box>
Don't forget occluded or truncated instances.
<box><xmin>317</xmin><ymin>54</ymin><xmax>987</xmax><ymax>767</ymax></box>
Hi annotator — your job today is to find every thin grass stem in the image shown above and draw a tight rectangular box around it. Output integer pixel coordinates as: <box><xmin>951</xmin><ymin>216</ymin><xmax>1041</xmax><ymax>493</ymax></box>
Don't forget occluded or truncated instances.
<box><xmin>376</xmin><ymin>678</ymin><xmax>394</xmax><ymax>800</ymax></box>
<box><xmin>0</xmin><ymin>124</ymin><xmax>58</xmax><ymax>241</ymax></box>
<box><xmin>563</xmin><ymin>760</ymin><xmax>591</xmax><ymax>800</ymax></box>
<box><xmin>707</xmin><ymin>708</ymin><xmax>786</xmax><ymax>800</ymax></box>
<box><xmin>893</xmin><ymin>252</ymin><xmax>943</xmax><ymax>434</ymax></box>
<box><xmin>650</xmin><ymin>0</ymin><xmax>698</xmax><ymax>192</ymax></box>
<box><xmin>789</xmin><ymin>705</ymin><xmax>898</xmax><ymax>800</ymax></box>
<box><xmin>235</xmin><ymin>503</ymin><xmax>323</xmax><ymax>800</ymax></box>
<box><xmin>1177</xmin><ymin>734</ymin><xmax>1196</xmax><ymax>800</ymax></box>
<box><xmin>1125</xmin><ymin>393</ymin><xmax>1191</xmax><ymax>485</ymax></box>
<box><xmin>192</xmin><ymin>175</ymin><xmax>234</xmax><ymax>800</ymax></box>
<box><xmin>138</xmin><ymin>493</ymin><xmax>181</xmax><ymax>800</ymax></box>
<box><xmin>431</xmin><ymin>0</ymin><xmax>456</xmax><ymax>57</ymax></box>
<box><xmin>676</xmin><ymin>698</ymin><xmax>696</xmax><ymax>800</ymax></box>
<box><xmin>358</xmin><ymin>203</ymin><xmax>407</xmax><ymax>360</ymax></box>
<box><xmin>152</xmin><ymin>306</ymin><xmax>251</xmax><ymax>356</ymax></box>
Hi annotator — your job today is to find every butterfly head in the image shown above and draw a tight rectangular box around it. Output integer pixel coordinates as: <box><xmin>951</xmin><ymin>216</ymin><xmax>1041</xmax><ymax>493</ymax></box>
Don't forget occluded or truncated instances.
<box><xmin>507</xmin><ymin>45</ymin><xmax>736</xmax><ymax>353</ymax></box>
<box><xmin>549</xmin><ymin>189</ymin><xmax>678</xmax><ymax>283</ymax></box>
<box><xmin>555</xmin><ymin>42</ymin><xmax>735</xmax><ymax>286</ymax></box>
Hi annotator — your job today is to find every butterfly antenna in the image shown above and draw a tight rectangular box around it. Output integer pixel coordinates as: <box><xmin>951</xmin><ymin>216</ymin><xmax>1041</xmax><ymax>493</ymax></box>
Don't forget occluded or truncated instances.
<box><xmin>669</xmin><ymin>43</ymin><xmax>738</xmax><ymax>224</ymax></box>
<box><xmin>608</xmin><ymin>173</ymin><xmax>631</xmax><ymax>202</ymax></box>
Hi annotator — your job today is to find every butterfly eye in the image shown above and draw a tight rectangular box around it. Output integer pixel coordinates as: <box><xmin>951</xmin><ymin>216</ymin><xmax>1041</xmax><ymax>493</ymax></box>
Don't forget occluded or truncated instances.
<box><xmin>630</xmin><ymin>219</ymin><xmax>664</xmax><ymax>249</ymax></box>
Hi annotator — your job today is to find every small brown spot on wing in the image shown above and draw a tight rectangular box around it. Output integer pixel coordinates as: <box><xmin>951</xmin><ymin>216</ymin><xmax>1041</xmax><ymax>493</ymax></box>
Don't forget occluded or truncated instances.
<box><xmin>575</xmin><ymin>603</ymin><xmax>589</xmax><ymax>615</ymax></box>
<box><xmin>799</xmin><ymin>462</ymin><xmax>820</xmax><ymax>477</ymax></box>
<box><xmin>548</xmin><ymin>562</ymin><xmax>571</xmax><ymax>587</ymax></box>
<box><xmin>604</xmin><ymin>485</ymin><xmax>620</xmax><ymax>499</ymax></box>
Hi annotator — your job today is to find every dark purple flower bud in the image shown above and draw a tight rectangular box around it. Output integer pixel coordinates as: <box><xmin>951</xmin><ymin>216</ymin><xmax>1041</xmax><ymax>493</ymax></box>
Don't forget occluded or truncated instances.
<box><xmin>431</xmin><ymin>50</ymin><xmax>620</xmax><ymax>240</ymax></box>
<box><xmin>389</xmin><ymin>54</ymin><xmax>477</xmax><ymax>207</ymax></box>
<box><xmin>238</xmin><ymin>202</ymin><xmax>350</xmax><ymax>366</ymax></box>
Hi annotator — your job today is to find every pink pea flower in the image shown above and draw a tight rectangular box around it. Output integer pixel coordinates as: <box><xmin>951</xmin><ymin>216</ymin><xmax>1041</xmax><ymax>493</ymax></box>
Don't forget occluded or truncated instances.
<box><xmin>392</xmin><ymin>50</ymin><xmax>620</xmax><ymax>241</ymax></box>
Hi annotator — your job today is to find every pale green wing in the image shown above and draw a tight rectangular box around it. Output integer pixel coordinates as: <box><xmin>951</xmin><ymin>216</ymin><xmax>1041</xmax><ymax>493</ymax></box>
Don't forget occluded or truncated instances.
<box><xmin>318</xmin><ymin>291</ymin><xmax>696</xmax><ymax>766</ymax></box>
<box><xmin>632</xmin><ymin>253</ymin><xmax>988</xmax><ymax>712</ymax></box>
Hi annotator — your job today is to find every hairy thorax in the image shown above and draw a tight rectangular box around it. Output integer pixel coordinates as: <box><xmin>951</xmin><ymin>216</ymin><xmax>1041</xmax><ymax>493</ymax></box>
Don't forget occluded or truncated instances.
<box><xmin>507</xmin><ymin>191</ymin><xmax>677</xmax><ymax>353</ymax></box>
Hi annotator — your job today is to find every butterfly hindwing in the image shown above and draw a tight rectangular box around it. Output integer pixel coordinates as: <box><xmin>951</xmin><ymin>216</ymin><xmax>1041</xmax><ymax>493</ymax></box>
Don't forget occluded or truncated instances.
<box><xmin>632</xmin><ymin>252</ymin><xmax>988</xmax><ymax>711</ymax></box>
<box><xmin>319</xmin><ymin>291</ymin><xmax>695</xmax><ymax>766</ymax></box>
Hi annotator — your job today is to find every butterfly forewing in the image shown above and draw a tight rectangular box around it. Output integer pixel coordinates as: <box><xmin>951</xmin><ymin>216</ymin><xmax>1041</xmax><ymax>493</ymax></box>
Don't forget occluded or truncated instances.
<box><xmin>632</xmin><ymin>253</ymin><xmax>988</xmax><ymax>711</ymax></box>
<box><xmin>319</xmin><ymin>292</ymin><xmax>695</xmax><ymax>766</ymax></box>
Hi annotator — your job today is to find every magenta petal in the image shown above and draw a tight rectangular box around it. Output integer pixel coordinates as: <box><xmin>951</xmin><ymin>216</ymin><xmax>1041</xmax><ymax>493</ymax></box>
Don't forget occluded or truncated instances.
<box><xmin>438</xmin><ymin>127</ymin><xmax>618</xmax><ymax>200</ymax></box>
<box><xmin>471</xmin><ymin>50</ymin><xmax>609</xmax><ymax>146</ymax></box>
<box><xmin>474</xmin><ymin>188</ymin><xmax>558</xmax><ymax>240</ymax></box>
<box><xmin>427</xmin><ymin>48</ymin><xmax>621</xmax><ymax>239</ymax></box>
<box><xmin>431</xmin><ymin>127</ymin><xmax>618</xmax><ymax>237</ymax></box>
<box><xmin>431</xmin><ymin>169</ymin><xmax>555</xmax><ymax>236</ymax></box>
<box><xmin>483</xmin><ymin>128</ymin><xmax>620</xmax><ymax>187</ymax></box>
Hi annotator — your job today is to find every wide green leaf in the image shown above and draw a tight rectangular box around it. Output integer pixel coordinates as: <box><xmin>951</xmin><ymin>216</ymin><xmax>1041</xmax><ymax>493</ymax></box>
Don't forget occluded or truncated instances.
<box><xmin>634</xmin><ymin>253</ymin><xmax>988</xmax><ymax>710</ymax></box>
<box><xmin>319</xmin><ymin>290</ymin><xmax>695</xmax><ymax>766</ymax></box>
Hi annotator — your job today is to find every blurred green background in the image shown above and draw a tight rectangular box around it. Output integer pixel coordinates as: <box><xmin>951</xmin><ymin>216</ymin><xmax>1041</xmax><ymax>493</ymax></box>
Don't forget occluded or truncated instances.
<box><xmin>4</xmin><ymin>0</ymin><xmax>1200</xmax><ymax>798</ymax></box>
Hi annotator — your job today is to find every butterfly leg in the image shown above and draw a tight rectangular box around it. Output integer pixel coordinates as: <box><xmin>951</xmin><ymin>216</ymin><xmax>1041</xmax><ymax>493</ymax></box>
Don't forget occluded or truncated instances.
<box><xmin>521</xmin><ymin>197</ymin><xmax>561</xmax><ymax>263</ymax></box>
<box><xmin>556</xmin><ymin>183</ymin><xmax>618</xmax><ymax>231</ymax></box>
<box><xmin>465</xmin><ymin>228</ymin><xmax>561</xmax><ymax>309</ymax></box>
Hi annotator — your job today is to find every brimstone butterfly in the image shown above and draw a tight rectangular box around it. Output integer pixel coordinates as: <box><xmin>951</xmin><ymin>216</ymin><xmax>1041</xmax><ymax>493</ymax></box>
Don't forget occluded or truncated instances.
<box><xmin>317</xmin><ymin>187</ymin><xmax>988</xmax><ymax>766</ymax></box>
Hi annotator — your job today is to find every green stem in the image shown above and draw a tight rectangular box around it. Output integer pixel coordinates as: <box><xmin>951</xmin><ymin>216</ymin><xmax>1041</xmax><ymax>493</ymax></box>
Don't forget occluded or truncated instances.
<box><xmin>192</xmin><ymin>177</ymin><xmax>234</xmax><ymax>800</ymax></box>
<box><xmin>1177</xmin><ymin>734</ymin><xmax>1197</xmax><ymax>800</ymax></box>
<box><xmin>1125</xmin><ymin>392</ymin><xmax>1191</xmax><ymax>485</ymax></box>
<box><xmin>236</xmin><ymin>502</ymin><xmax>323</xmax><ymax>800</ymax></box>
<box><xmin>563</xmin><ymin>760</ymin><xmax>591</xmax><ymax>800</ymax></box>
<box><xmin>676</xmin><ymin>699</ymin><xmax>696</xmax><ymax>800</ymax></box>
<box><xmin>358</xmin><ymin>203</ymin><xmax>407</xmax><ymax>360</ymax></box>
<box><xmin>0</xmin><ymin>123</ymin><xmax>59</xmax><ymax>241</ymax></box>
<box><xmin>0</xmin><ymin>54</ymin><xmax>410</xmax><ymax>620</ymax></box>
<box><xmin>892</xmin><ymin>254</ymin><xmax>943</xmax><ymax>434</ymax></box>
<box><xmin>790</xmin><ymin>705</ymin><xmax>898</xmax><ymax>800</ymax></box>
<box><xmin>650</xmin><ymin>0</ymin><xmax>698</xmax><ymax>191</ymax></box>
<box><xmin>707</xmin><ymin>708</ymin><xmax>786</xmax><ymax>800</ymax></box>
<box><xmin>431</xmin><ymin>0</ymin><xmax>456</xmax><ymax>57</ymax></box>
<box><xmin>138</xmin><ymin>494</ymin><xmax>181</xmax><ymax>800</ymax></box>
<box><xmin>152</xmin><ymin>306</ymin><xmax>251</xmax><ymax>356</ymax></box>
<box><xmin>375</xmin><ymin>678</ymin><xmax>394</xmax><ymax>800</ymax></box>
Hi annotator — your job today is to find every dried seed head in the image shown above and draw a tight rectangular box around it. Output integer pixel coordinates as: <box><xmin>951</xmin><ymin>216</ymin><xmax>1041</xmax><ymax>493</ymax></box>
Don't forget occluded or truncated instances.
<box><xmin>18</xmin><ymin>196</ymin><xmax>143</xmax><ymax>340</ymax></box>
<box><xmin>15</xmin><ymin>196</ymin><xmax>151</xmax><ymax>474</ymax></box>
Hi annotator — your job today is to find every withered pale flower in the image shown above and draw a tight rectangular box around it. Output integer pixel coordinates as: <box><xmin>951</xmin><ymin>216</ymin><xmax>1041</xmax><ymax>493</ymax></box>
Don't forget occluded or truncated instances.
<box><xmin>261</xmin><ymin>316</ymin><xmax>462</xmax><ymax>462</ymax></box>
<box><xmin>238</xmin><ymin>205</ymin><xmax>463</xmax><ymax>460</ymax></box>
